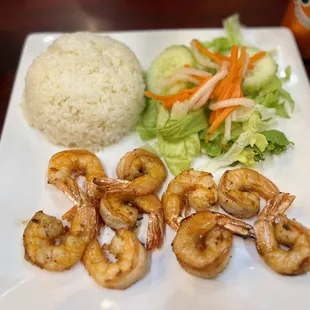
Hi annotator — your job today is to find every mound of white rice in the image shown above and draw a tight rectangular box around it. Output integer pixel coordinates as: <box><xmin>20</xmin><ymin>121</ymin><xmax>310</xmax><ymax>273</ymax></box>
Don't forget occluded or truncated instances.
<box><xmin>22</xmin><ymin>32</ymin><xmax>145</xmax><ymax>150</ymax></box>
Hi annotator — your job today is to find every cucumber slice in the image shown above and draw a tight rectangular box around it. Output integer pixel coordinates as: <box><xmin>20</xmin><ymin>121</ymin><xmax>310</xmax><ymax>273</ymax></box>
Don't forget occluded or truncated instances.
<box><xmin>242</xmin><ymin>53</ymin><xmax>277</xmax><ymax>95</ymax></box>
<box><xmin>147</xmin><ymin>45</ymin><xmax>196</xmax><ymax>95</ymax></box>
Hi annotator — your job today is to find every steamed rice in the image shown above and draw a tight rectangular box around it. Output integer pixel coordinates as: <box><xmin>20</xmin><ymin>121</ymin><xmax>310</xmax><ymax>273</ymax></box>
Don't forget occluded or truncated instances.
<box><xmin>22</xmin><ymin>32</ymin><xmax>145</xmax><ymax>150</ymax></box>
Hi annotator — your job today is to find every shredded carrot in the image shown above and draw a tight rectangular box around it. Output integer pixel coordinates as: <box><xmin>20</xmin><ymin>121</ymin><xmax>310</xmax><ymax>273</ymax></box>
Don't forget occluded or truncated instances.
<box><xmin>209</xmin><ymin>111</ymin><xmax>216</xmax><ymax>124</ymax></box>
<box><xmin>231</xmin><ymin>83</ymin><xmax>242</xmax><ymax>98</ymax></box>
<box><xmin>192</xmin><ymin>40</ymin><xmax>223</xmax><ymax>65</ymax></box>
<box><xmin>180</xmin><ymin>87</ymin><xmax>198</xmax><ymax>94</ymax></box>
<box><xmin>238</xmin><ymin>46</ymin><xmax>247</xmax><ymax>69</ymax></box>
<box><xmin>205</xmin><ymin>45</ymin><xmax>251</xmax><ymax>140</ymax></box>
<box><xmin>164</xmin><ymin>99</ymin><xmax>177</xmax><ymax>109</ymax></box>
<box><xmin>206</xmin><ymin>106</ymin><xmax>238</xmax><ymax>141</ymax></box>
<box><xmin>163</xmin><ymin>93</ymin><xmax>189</xmax><ymax>108</ymax></box>
<box><xmin>250</xmin><ymin>51</ymin><xmax>266</xmax><ymax>64</ymax></box>
<box><xmin>215</xmin><ymin>54</ymin><xmax>231</xmax><ymax>62</ymax></box>
<box><xmin>144</xmin><ymin>91</ymin><xmax>184</xmax><ymax>102</ymax></box>
<box><xmin>216</xmin><ymin>46</ymin><xmax>239</xmax><ymax>101</ymax></box>
<box><xmin>219</xmin><ymin>83</ymin><xmax>235</xmax><ymax>101</ymax></box>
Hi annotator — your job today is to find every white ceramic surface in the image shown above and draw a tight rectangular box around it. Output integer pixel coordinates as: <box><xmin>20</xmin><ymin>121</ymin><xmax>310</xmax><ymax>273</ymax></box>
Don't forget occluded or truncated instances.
<box><xmin>0</xmin><ymin>28</ymin><xmax>310</xmax><ymax>310</ymax></box>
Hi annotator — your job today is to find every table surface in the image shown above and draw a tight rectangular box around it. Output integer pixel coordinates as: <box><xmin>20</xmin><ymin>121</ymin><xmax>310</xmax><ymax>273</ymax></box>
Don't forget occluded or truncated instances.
<box><xmin>1</xmin><ymin>0</ymin><xmax>309</xmax><ymax>135</ymax></box>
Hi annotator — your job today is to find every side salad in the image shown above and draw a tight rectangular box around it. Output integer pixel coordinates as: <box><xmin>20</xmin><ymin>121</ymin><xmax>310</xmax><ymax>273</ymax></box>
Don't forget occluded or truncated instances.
<box><xmin>137</xmin><ymin>14</ymin><xmax>294</xmax><ymax>175</ymax></box>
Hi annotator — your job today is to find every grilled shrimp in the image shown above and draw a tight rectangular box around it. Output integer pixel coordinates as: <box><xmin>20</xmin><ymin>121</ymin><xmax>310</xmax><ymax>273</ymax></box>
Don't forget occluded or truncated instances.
<box><xmin>172</xmin><ymin>211</ymin><xmax>254</xmax><ymax>279</ymax></box>
<box><xmin>82</xmin><ymin>229</ymin><xmax>149</xmax><ymax>289</ymax></box>
<box><xmin>162</xmin><ymin>169</ymin><xmax>218</xmax><ymax>231</ymax></box>
<box><xmin>23</xmin><ymin>192</ymin><xmax>97</xmax><ymax>272</ymax></box>
<box><xmin>218</xmin><ymin>168</ymin><xmax>279</xmax><ymax>219</ymax></box>
<box><xmin>48</xmin><ymin>150</ymin><xmax>106</xmax><ymax>206</ymax></box>
<box><xmin>113</xmin><ymin>148</ymin><xmax>166</xmax><ymax>196</ymax></box>
<box><xmin>96</xmin><ymin>178</ymin><xmax>164</xmax><ymax>250</ymax></box>
<box><xmin>99</xmin><ymin>188</ymin><xmax>139</xmax><ymax>230</ymax></box>
<box><xmin>255</xmin><ymin>193</ymin><xmax>310</xmax><ymax>275</ymax></box>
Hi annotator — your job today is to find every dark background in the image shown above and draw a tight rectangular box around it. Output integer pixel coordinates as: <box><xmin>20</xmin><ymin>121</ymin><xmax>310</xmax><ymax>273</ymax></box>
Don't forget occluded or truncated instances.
<box><xmin>1</xmin><ymin>0</ymin><xmax>309</xmax><ymax>134</ymax></box>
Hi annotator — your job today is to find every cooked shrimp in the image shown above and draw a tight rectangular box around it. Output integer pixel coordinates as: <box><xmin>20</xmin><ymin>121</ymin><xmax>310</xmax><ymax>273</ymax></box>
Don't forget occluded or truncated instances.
<box><xmin>162</xmin><ymin>169</ymin><xmax>218</xmax><ymax>231</ymax></box>
<box><xmin>113</xmin><ymin>148</ymin><xmax>166</xmax><ymax>196</ymax></box>
<box><xmin>23</xmin><ymin>193</ymin><xmax>97</xmax><ymax>272</ymax></box>
<box><xmin>99</xmin><ymin>188</ymin><xmax>139</xmax><ymax>231</ymax></box>
<box><xmin>172</xmin><ymin>210</ymin><xmax>254</xmax><ymax>279</ymax></box>
<box><xmin>98</xmin><ymin>182</ymin><xmax>164</xmax><ymax>250</ymax></box>
<box><xmin>48</xmin><ymin>150</ymin><xmax>106</xmax><ymax>206</ymax></box>
<box><xmin>255</xmin><ymin>192</ymin><xmax>310</xmax><ymax>275</ymax></box>
<box><xmin>82</xmin><ymin>229</ymin><xmax>149</xmax><ymax>289</ymax></box>
<box><xmin>218</xmin><ymin>168</ymin><xmax>279</xmax><ymax>219</ymax></box>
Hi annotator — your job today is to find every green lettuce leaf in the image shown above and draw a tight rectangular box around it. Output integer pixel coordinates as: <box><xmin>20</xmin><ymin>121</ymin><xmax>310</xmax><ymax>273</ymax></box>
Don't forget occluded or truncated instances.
<box><xmin>159</xmin><ymin>108</ymin><xmax>207</xmax><ymax>142</ymax></box>
<box><xmin>281</xmin><ymin>66</ymin><xmax>291</xmax><ymax>83</ymax></box>
<box><xmin>201</xmin><ymin>14</ymin><xmax>242</xmax><ymax>56</ymax></box>
<box><xmin>262</xmin><ymin>130</ymin><xmax>293</xmax><ymax>155</ymax></box>
<box><xmin>157</xmin><ymin>103</ymin><xmax>170</xmax><ymax>129</ymax></box>
<box><xmin>202</xmin><ymin>37</ymin><xmax>232</xmax><ymax>55</ymax></box>
<box><xmin>274</xmin><ymin>103</ymin><xmax>290</xmax><ymax>118</ymax></box>
<box><xmin>223</xmin><ymin>14</ymin><xmax>242</xmax><ymax>46</ymax></box>
<box><xmin>238</xmin><ymin>147</ymin><xmax>257</xmax><ymax>166</ymax></box>
<box><xmin>279</xmin><ymin>88</ymin><xmax>294</xmax><ymax>112</ymax></box>
<box><xmin>158</xmin><ymin>134</ymin><xmax>200</xmax><ymax>175</ymax></box>
<box><xmin>136</xmin><ymin>99</ymin><xmax>158</xmax><ymax>141</ymax></box>
<box><xmin>242</xmin><ymin>111</ymin><xmax>270</xmax><ymax>133</ymax></box>
<box><xmin>255</xmin><ymin>105</ymin><xmax>276</xmax><ymax>121</ymax></box>
<box><xmin>205</xmin><ymin>131</ymin><xmax>268</xmax><ymax>172</ymax></box>
<box><xmin>238</xmin><ymin>144</ymin><xmax>267</xmax><ymax>166</ymax></box>
<box><xmin>204</xmin><ymin>136</ymin><xmax>223</xmax><ymax>158</ymax></box>
<box><xmin>260</xmin><ymin>77</ymin><xmax>282</xmax><ymax>95</ymax></box>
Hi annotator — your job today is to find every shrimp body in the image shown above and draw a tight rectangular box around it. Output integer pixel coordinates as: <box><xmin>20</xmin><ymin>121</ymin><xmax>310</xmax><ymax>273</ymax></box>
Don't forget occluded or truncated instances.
<box><xmin>99</xmin><ymin>187</ymin><xmax>164</xmax><ymax>250</ymax></box>
<box><xmin>23</xmin><ymin>204</ymin><xmax>97</xmax><ymax>272</ymax></box>
<box><xmin>218</xmin><ymin>168</ymin><xmax>279</xmax><ymax>219</ymax></box>
<box><xmin>162</xmin><ymin>169</ymin><xmax>218</xmax><ymax>231</ymax></box>
<box><xmin>255</xmin><ymin>193</ymin><xmax>310</xmax><ymax>275</ymax></box>
<box><xmin>172</xmin><ymin>211</ymin><xmax>254</xmax><ymax>279</ymax></box>
<box><xmin>82</xmin><ymin>229</ymin><xmax>148</xmax><ymax>289</ymax></box>
<box><xmin>99</xmin><ymin>189</ymin><xmax>139</xmax><ymax>231</ymax></box>
<box><xmin>115</xmin><ymin>148</ymin><xmax>166</xmax><ymax>196</ymax></box>
<box><xmin>48</xmin><ymin>150</ymin><xmax>106</xmax><ymax>205</ymax></box>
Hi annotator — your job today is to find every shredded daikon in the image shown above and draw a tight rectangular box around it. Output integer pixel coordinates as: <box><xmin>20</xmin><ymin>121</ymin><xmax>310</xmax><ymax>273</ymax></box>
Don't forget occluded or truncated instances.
<box><xmin>161</xmin><ymin>74</ymin><xmax>200</xmax><ymax>87</ymax></box>
<box><xmin>224</xmin><ymin>114</ymin><xmax>232</xmax><ymax>141</ymax></box>
<box><xmin>242</xmin><ymin>53</ymin><xmax>250</xmax><ymax>77</ymax></box>
<box><xmin>175</xmin><ymin>67</ymin><xmax>212</xmax><ymax>77</ymax></box>
<box><xmin>209</xmin><ymin>98</ymin><xmax>255</xmax><ymax>111</ymax></box>
<box><xmin>187</xmin><ymin>63</ymin><xmax>229</xmax><ymax>110</ymax></box>
<box><xmin>231</xmin><ymin>110</ymin><xmax>237</xmax><ymax>122</ymax></box>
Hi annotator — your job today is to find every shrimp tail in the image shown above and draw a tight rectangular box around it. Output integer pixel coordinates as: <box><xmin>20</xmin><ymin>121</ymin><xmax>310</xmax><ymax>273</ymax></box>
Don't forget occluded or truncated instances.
<box><xmin>146</xmin><ymin>208</ymin><xmax>165</xmax><ymax>251</ymax></box>
<box><xmin>216</xmin><ymin>213</ymin><xmax>255</xmax><ymax>239</ymax></box>
<box><xmin>262</xmin><ymin>192</ymin><xmax>296</xmax><ymax>221</ymax></box>
<box><xmin>62</xmin><ymin>206</ymin><xmax>77</xmax><ymax>222</ymax></box>
<box><xmin>222</xmin><ymin>222</ymin><xmax>255</xmax><ymax>239</ymax></box>
<box><xmin>52</xmin><ymin>179</ymin><xmax>82</xmax><ymax>206</ymax></box>
<box><xmin>269</xmin><ymin>193</ymin><xmax>295</xmax><ymax>216</ymax></box>
<box><xmin>93</xmin><ymin>177</ymin><xmax>136</xmax><ymax>195</ymax></box>
<box><xmin>93</xmin><ymin>177</ymin><xmax>128</xmax><ymax>187</ymax></box>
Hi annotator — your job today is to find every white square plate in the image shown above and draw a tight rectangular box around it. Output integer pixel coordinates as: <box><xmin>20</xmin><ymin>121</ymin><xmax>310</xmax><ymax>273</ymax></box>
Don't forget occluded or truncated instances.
<box><xmin>1</xmin><ymin>28</ymin><xmax>310</xmax><ymax>310</ymax></box>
